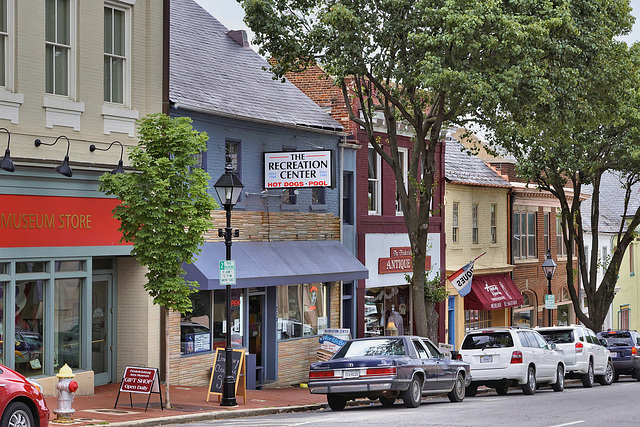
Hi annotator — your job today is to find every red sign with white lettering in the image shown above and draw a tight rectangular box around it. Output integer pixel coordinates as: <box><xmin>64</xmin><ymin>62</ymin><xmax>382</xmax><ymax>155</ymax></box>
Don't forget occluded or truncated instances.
<box><xmin>119</xmin><ymin>367</ymin><xmax>160</xmax><ymax>394</ymax></box>
<box><xmin>0</xmin><ymin>194</ymin><xmax>126</xmax><ymax>248</ymax></box>
<box><xmin>378</xmin><ymin>246</ymin><xmax>431</xmax><ymax>274</ymax></box>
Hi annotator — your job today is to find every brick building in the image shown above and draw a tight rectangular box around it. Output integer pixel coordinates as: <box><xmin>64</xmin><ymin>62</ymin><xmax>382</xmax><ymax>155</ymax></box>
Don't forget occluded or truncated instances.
<box><xmin>287</xmin><ymin>68</ymin><xmax>447</xmax><ymax>341</ymax></box>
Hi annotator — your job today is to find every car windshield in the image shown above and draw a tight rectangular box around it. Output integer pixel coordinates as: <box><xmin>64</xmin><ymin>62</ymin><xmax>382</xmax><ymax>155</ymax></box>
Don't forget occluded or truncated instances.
<box><xmin>462</xmin><ymin>332</ymin><xmax>514</xmax><ymax>349</ymax></box>
<box><xmin>599</xmin><ymin>333</ymin><xmax>632</xmax><ymax>346</ymax></box>
<box><xmin>334</xmin><ymin>338</ymin><xmax>405</xmax><ymax>358</ymax></box>
<box><xmin>539</xmin><ymin>330</ymin><xmax>574</xmax><ymax>344</ymax></box>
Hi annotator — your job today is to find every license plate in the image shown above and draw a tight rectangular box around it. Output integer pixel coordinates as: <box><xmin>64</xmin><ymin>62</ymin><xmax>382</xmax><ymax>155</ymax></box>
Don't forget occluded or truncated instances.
<box><xmin>610</xmin><ymin>352</ymin><xmax>618</xmax><ymax>358</ymax></box>
<box><xmin>343</xmin><ymin>370</ymin><xmax>360</xmax><ymax>379</ymax></box>
<box><xmin>480</xmin><ymin>355</ymin><xmax>493</xmax><ymax>363</ymax></box>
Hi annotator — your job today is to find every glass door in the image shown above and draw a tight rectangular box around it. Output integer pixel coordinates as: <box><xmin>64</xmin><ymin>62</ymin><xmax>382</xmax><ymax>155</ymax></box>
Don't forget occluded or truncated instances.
<box><xmin>92</xmin><ymin>276</ymin><xmax>112</xmax><ymax>385</ymax></box>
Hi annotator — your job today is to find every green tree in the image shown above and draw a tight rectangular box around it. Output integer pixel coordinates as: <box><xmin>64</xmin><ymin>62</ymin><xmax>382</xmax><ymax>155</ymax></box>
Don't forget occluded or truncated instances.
<box><xmin>484</xmin><ymin>1</ymin><xmax>638</xmax><ymax>332</ymax></box>
<box><xmin>241</xmin><ymin>0</ymin><xmax>566</xmax><ymax>340</ymax></box>
<box><xmin>99</xmin><ymin>113</ymin><xmax>216</xmax><ymax>406</ymax></box>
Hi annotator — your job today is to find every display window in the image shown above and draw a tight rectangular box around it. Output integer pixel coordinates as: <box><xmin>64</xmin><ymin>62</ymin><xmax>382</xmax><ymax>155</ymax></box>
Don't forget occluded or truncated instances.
<box><xmin>514</xmin><ymin>292</ymin><xmax>535</xmax><ymax>327</ymax></box>
<box><xmin>364</xmin><ymin>286</ymin><xmax>410</xmax><ymax>337</ymax></box>
<box><xmin>54</xmin><ymin>278</ymin><xmax>81</xmax><ymax>369</ymax></box>
<box><xmin>15</xmin><ymin>279</ymin><xmax>45</xmax><ymax>377</ymax></box>
<box><xmin>277</xmin><ymin>283</ymin><xmax>327</xmax><ymax>340</ymax></box>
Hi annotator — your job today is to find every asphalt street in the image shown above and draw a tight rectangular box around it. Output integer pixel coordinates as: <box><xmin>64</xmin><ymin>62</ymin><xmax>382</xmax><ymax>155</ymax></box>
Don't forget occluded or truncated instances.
<box><xmin>172</xmin><ymin>378</ymin><xmax>640</xmax><ymax>427</ymax></box>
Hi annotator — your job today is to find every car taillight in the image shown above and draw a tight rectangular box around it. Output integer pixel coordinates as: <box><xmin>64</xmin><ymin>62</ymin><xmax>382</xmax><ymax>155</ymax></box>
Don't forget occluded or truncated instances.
<box><xmin>363</xmin><ymin>367</ymin><xmax>397</xmax><ymax>377</ymax></box>
<box><xmin>309</xmin><ymin>370</ymin><xmax>338</xmax><ymax>379</ymax></box>
<box><xmin>632</xmin><ymin>347</ymin><xmax>638</xmax><ymax>356</ymax></box>
<box><xmin>575</xmin><ymin>342</ymin><xmax>583</xmax><ymax>353</ymax></box>
<box><xmin>456</xmin><ymin>353</ymin><xmax>463</xmax><ymax>360</ymax></box>
<box><xmin>511</xmin><ymin>351</ymin><xmax>523</xmax><ymax>364</ymax></box>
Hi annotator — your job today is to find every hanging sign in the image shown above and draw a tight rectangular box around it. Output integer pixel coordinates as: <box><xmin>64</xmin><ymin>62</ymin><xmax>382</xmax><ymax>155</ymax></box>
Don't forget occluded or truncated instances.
<box><xmin>378</xmin><ymin>247</ymin><xmax>431</xmax><ymax>274</ymax></box>
<box><xmin>264</xmin><ymin>150</ymin><xmax>333</xmax><ymax>189</ymax></box>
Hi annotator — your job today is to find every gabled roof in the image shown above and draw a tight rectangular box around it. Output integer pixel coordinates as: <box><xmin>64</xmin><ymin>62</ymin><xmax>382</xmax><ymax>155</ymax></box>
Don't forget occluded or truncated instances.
<box><xmin>445</xmin><ymin>139</ymin><xmax>511</xmax><ymax>188</ymax></box>
<box><xmin>169</xmin><ymin>0</ymin><xmax>342</xmax><ymax>132</ymax></box>
<box><xmin>582</xmin><ymin>170</ymin><xmax>640</xmax><ymax>234</ymax></box>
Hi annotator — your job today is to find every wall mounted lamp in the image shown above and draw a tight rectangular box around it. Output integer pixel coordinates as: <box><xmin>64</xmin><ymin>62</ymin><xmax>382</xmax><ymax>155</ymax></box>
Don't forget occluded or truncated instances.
<box><xmin>34</xmin><ymin>136</ymin><xmax>73</xmax><ymax>177</ymax></box>
<box><xmin>0</xmin><ymin>128</ymin><xmax>14</xmax><ymax>172</ymax></box>
<box><xmin>89</xmin><ymin>141</ymin><xmax>125</xmax><ymax>174</ymax></box>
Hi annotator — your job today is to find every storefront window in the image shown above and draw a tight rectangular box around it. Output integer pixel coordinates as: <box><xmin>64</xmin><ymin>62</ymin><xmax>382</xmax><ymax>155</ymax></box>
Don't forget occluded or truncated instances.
<box><xmin>514</xmin><ymin>293</ymin><xmax>534</xmax><ymax>327</ymax></box>
<box><xmin>277</xmin><ymin>283</ymin><xmax>327</xmax><ymax>340</ymax></box>
<box><xmin>15</xmin><ymin>280</ymin><xmax>45</xmax><ymax>377</ymax></box>
<box><xmin>0</xmin><ymin>282</ymin><xmax>5</xmax><ymax>365</ymax></box>
<box><xmin>212</xmin><ymin>289</ymin><xmax>243</xmax><ymax>349</ymax></box>
<box><xmin>16</xmin><ymin>262</ymin><xmax>47</xmax><ymax>273</ymax></box>
<box><xmin>464</xmin><ymin>309</ymin><xmax>491</xmax><ymax>332</ymax></box>
<box><xmin>364</xmin><ymin>286</ymin><xmax>410</xmax><ymax>337</ymax></box>
<box><xmin>181</xmin><ymin>290</ymin><xmax>212</xmax><ymax>355</ymax></box>
<box><xmin>55</xmin><ymin>278</ymin><xmax>81</xmax><ymax>370</ymax></box>
<box><xmin>55</xmin><ymin>260</ymin><xmax>85</xmax><ymax>272</ymax></box>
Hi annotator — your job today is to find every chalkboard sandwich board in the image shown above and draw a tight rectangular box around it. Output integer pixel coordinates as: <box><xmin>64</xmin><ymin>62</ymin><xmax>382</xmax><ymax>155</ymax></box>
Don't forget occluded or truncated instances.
<box><xmin>207</xmin><ymin>348</ymin><xmax>246</xmax><ymax>404</ymax></box>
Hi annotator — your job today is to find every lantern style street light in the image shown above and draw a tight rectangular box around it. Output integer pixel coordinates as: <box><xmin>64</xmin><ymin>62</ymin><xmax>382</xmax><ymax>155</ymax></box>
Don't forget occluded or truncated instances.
<box><xmin>213</xmin><ymin>156</ymin><xmax>244</xmax><ymax>407</ymax></box>
<box><xmin>541</xmin><ymin>249</ymin><xmax>557</xmax><ymax>327</ymax></box>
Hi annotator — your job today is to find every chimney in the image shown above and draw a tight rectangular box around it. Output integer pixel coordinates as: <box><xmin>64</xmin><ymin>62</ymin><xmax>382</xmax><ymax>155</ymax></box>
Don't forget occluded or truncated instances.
<box><xmin>227</xmin><ymin>30</ymin><xmax>249</xmax><ymax>48</ymax></box>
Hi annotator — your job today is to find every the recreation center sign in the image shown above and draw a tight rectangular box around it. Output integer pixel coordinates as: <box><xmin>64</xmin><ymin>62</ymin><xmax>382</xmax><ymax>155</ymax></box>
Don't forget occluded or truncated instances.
<box><xmin>264</xmin><ymin>150</ymin><xmax>333</xmax><ymax>189</ymax></box>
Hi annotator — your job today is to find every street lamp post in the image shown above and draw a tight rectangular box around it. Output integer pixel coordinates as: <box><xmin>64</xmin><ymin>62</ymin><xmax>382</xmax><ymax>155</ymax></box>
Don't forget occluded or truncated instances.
<box><xmin>213</xmin><ymin>156</ymin><xmax>244</xmax><ymax>407</ymax></box>
<box><xmin>541</xmin><ymin>249</ymin><xmax>557</xmax><ymax>327</ymax></box>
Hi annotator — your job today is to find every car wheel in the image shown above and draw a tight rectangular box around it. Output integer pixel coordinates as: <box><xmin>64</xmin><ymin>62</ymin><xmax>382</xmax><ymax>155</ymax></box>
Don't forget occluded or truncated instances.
<box><xmin>379</xmin><ymin>397</ymin><xmax>395</xmax><ymax>407</ymax></box>
<box><xmin>495</xmin><ymin>386</ymin><xmax>509</xmax><ymax>396</ymax></box>
<box><xmin>402</xmin><ymin>375</ymin><xmax>422</xmax><ymax>408</ymax></box>
<box><xmin>448</xmin><ymin>372</ymin><xmax>465</xmax><ymax>402</ymax></box>
<box><xmin>598</xmin><ymin>360</ymin><xmax>615</xmax><ymax>386</ymax></box>
<box><xmin>552</xmin><ymin>364</ymin><xmax>565</xmax><ymax>392</ymax></box>
<box><xmin>327</xmin><ymin>394</ymin><xmax>347</xmax><ymax>411</ymax></box>
<box><xmin>635</xmin><ymin>369</ymin><xmax>640</xmax><ymax>382</ymax></box>
<box><xmin>581</xmin><ymin>361</ymin><xmax>595</xmax><ymax>388</ymax></box>
<box><xmin>1</xmin><ymin>401</ymin><xmax>35</xmax><ymax>427</ymax></box>
<box><xmin>521</xmin><ymin>366</ymin><xmax>536</xmax><ymax>395</ymax></box>
<box><xmin>465</xmin><ymin>385</ymin><xmax>478</xmax><ymax>397</ymax></box>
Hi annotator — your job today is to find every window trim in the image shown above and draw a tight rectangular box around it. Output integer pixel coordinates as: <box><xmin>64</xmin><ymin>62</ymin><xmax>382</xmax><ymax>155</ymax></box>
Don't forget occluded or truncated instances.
<box><xmin>513</xmin><ymin>211</ymin><xmax>537</xmax><ymax>260</ymax></box>
<box><xmin>490</xmin><ymin>204</ymin><xmax>497</xmax><ymax>244</ymax></box>
<box><xmin>104</xmin><ymin>1</ymin><xmax>132</xmax><ymax>107</ymax></box>
<box><xmin>452</xmin><ymin>202</ymin><xmax>459</xmax><ymax>244</ymax></box>
<box><xmin>472</xmin><ymin>203</ymin><xmax>479</xmax><ymax>244</ymax></box>
<box><xmin>0</xmin><ymin>0</ymin><xmax>14</xmax><ymax>91</ymax></box>
<box><xmin>556</xmin><ymin>214</ymin><xmax>567</xmax><ymax>258</ymax></box>
<box><xmin>45</xmin><ymin>0</ymin><xmax>77</xmax><ymax>99</ymax></box>
<box><xmin>368</xmin><ymin>146</ymin><xmax>381</xmax><ymax>215</ymax></box>
<box><xmin>395</xmin><ymin>147</ymin><xmax>408</xmax><ymax>215</ymax></box>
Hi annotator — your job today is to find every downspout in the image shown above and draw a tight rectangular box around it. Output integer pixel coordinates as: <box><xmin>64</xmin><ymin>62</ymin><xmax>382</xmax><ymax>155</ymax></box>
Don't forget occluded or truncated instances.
<box><xmin>162</xmin><ymin>0</ymin><xmax>170</xmax><ymax>115</ymax></box>
<box><xmin>339</xmin><ymin>135</ymin><xmax>345</xmax><ymax>328</ymax></box>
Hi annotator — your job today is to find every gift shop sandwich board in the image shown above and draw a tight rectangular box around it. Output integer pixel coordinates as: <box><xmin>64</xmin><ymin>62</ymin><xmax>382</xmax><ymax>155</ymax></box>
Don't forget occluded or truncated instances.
<box><xmin>115</xmin><ymin>366</ymin><xmax>163</xmax><ymax>411</ymax></box>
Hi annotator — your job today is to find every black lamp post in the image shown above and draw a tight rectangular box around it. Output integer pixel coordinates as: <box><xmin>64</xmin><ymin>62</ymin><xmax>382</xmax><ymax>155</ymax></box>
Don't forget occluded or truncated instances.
<box><xmin>213</xmin><ymin>156</ymin><xmax>244</xmax><ymax>407</ymax></box>
<box><xmin>541</xmin><ymin>249</ymin><xmax>557</xmax><ymax>327</ymax></box>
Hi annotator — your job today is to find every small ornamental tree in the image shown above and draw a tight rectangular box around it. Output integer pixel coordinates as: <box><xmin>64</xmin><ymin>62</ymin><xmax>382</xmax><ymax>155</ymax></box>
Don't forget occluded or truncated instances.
<box><xmin>99</xmin><ymin>113</ymin><xmax>217</xmax><ymax>406</ymax></box>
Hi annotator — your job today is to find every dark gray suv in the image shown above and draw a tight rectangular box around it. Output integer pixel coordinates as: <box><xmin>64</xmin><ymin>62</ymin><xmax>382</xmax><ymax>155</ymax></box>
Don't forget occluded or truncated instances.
<box><xmin>596</xmin><ymin>330</ymin><xmax>640</xmax><ymax>381</ymax></box>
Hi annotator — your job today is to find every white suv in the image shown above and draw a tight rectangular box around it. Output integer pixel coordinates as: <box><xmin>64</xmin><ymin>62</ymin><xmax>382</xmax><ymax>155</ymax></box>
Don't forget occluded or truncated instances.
<box><xmin>537</xmin><ymin>325</ymin><xmax>614</xmax><ymax>387</ymax></box>
<box><xmin>458</xmin><ymin>327</ymin><xmax>565</xmax><ymax>396</ymax></box>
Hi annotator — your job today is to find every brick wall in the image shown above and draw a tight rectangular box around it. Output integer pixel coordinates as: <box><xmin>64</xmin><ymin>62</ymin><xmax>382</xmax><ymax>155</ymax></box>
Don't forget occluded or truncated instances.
<box><xmin>169</xmin><ymin>212</ymin><xmax>342</xmax><ymax>387</ymax></box>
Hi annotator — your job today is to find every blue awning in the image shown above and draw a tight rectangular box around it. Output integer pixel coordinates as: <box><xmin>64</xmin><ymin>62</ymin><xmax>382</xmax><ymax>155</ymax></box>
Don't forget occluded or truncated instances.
<box><xmin>183</xmin><ymin>240</ymin><xmax>368</xmax><ymax>290</ymax></box>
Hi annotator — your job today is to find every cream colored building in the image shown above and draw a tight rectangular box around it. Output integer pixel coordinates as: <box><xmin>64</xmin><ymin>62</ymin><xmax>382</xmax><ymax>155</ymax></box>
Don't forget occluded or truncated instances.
<box><xmin>443</xmin><ymin>137</ymin><xmax>517</xmax><ymax>351</ymax></box>
<box><xmin>0</xmin><ymin>0</ymin><xmax>163</xmax><ymax>394</ymax></box>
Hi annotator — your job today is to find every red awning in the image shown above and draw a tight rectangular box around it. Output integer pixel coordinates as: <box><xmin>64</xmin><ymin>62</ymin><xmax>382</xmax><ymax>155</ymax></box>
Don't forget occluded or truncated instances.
<box><xmin>464</xmin><ymin>273</ymin><xmax>523</xmax><ymax>311</ymax></box>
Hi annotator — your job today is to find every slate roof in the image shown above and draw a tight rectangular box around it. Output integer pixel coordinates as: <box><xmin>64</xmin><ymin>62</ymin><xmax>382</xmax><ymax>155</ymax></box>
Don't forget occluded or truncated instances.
<box><xmin>170</xmin><ymin>0</ymin><xmax>342</xmax><ymax>132</ymax></box>
<box><xmin>445</xmin><ymin>138</ymin><xmax>511</xmax><ymax>188</ymax></box>
<box><xmin>581</xmin><ymin>170</ymin><xmax>640</xmax><ymax>233</ymax></box>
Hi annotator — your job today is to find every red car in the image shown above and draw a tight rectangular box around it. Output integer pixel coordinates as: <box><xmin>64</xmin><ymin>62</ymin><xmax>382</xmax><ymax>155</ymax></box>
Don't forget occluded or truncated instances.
<box><xmin>0</xmin><ymin>364</ymin><xmax>49</xmax><ymax>426</ymax></box>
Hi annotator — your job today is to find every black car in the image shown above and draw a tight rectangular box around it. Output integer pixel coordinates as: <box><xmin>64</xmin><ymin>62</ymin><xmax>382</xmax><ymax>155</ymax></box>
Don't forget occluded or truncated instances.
<box><xmin>308</xmin><ymin>335</ymin><xmax>471</xmax><ymax>410</ymax></box>
<box><xmin>596</xmin><ymin>330</ymin><xmax>640</xmax><ymax>381</ymax></box>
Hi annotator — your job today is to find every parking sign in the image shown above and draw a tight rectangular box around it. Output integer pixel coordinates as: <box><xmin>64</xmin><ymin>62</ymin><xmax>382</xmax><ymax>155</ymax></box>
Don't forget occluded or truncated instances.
<box><xmin>219</xmin><ymin>260</ymin><xmax>236</xmax><ymax>285</ymax></box>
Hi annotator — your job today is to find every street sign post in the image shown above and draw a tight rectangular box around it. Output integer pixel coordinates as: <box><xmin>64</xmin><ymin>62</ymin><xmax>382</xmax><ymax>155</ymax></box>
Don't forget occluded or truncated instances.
<box><xmin>544</xmin><ymin>294</ymin><xmax>555</xmax><ymax>310</ymax></box>
<box><xmin>219</xmin><ymin>260</ymin><xmax>236</xmax><ymax>285</ymax></box>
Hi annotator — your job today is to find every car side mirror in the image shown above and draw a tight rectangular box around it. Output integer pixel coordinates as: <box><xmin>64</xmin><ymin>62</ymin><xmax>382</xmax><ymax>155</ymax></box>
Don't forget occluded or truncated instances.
<box><xmin>599</xmin><ymin>338</ymin><xmax>608</xmax><ymax>346</ymax></box>
<box><xmin>549</xmin><ymin>342</ymin><xmax>557</xmax><ymax>350</ymax></box>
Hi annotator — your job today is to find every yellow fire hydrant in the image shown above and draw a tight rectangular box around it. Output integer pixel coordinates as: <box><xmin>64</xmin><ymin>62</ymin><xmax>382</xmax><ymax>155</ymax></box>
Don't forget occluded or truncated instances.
<box><xmin>52</xmin><ymin>364</ymin><xmax>79</xmax><ymax>424</ymax></box>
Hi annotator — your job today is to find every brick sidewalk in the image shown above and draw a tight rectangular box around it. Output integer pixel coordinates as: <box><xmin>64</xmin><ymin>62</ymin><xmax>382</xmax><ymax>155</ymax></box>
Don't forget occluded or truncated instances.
<box><xmin>44</xmin><ymin>383</ymin><xmax>326</xmax><ymax>425</ymax></box>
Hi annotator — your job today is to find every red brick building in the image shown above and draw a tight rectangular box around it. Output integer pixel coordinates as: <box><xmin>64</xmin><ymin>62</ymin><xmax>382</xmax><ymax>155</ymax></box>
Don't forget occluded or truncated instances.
<box><xmin>288</xmin><ymin>66</ymin><xmax>447</xmax><ymax>339</ymax></box>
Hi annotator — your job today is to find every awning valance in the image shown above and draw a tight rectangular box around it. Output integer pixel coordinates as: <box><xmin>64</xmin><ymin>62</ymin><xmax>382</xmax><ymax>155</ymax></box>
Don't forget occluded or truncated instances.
<box><xmin>464</xmin><ymin>273</ymin><xmax>523</xmax><ymax>311</ymax></box>
<box><xmin>183</xmin><ymin>240</ymin><xmax>369</xmax><ymax>290</ymax></box>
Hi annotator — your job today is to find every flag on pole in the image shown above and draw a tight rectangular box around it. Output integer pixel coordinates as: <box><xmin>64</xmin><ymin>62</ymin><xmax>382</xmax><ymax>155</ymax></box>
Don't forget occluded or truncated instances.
<box><xmin>447</xmin><ymin>252</ymin><xmax>486</xmax><ymax>297</ymax></box>
<box><xmin>447</xmin><ymin>261</ymin><xmax>475</xmax><ymax>297</ymax></box>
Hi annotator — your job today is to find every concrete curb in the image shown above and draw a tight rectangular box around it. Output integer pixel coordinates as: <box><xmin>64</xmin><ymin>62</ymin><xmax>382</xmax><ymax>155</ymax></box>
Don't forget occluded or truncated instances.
<box><xmin>104</xmin><ymin>403</ymin><xmax>327</xmax><ymax>426</ymax></box>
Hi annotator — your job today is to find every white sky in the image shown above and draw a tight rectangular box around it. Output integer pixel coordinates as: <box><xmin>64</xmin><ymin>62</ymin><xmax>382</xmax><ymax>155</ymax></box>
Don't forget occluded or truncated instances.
<box><xmin>202</xmin><ymin>0</ymin><xmax>640</xmax><ymax>46</ymax></box>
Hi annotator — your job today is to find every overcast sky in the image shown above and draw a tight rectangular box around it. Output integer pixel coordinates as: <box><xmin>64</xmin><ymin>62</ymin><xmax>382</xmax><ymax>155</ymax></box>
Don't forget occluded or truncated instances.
<box><xmin>199</xmin><ymin>0</ymin><xmax>640</xmax><ymax>47</ymax></box>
